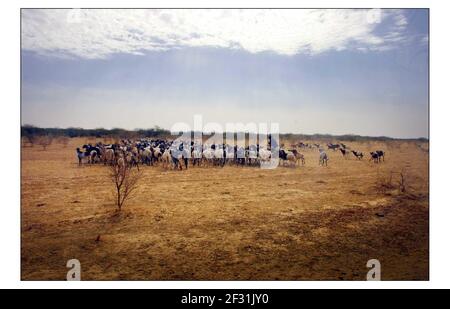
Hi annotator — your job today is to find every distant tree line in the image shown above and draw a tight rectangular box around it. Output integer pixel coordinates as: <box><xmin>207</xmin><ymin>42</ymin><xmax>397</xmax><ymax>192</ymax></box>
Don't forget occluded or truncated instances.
<box><xmin>282</xmin><ymin>133</ymin><xmax>428</xmax><ymax>142</ymax></box>
<box><xmin>21</xmin><ymin>125</ymin><xmax>172</xmax><ymax>139</ymax></box>
<box><xmin>21</xmin><ymin>125</ymin><xmax>428</xmax><ymax>142</ymax></box>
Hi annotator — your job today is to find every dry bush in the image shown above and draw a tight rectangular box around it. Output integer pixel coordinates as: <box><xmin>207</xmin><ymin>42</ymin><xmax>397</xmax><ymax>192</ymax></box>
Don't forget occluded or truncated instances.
<box><xmin>23</xmin><ymin>135</ymin><xmax>40</xmax><ymax>147</ymax></box>
<box><xmin>36</xmin><ymin>135</ymin><xmax>53</xmax><ymax>150</ymax></box>
<box><xmin>109</xmin><ymin>164</ymin><xmax>142</xmax><ymax>211</ymax></box>
<box><xmin>375</xmin><ymin>172</ymin><xmax>395</xmax><ymax>195</ymax></box>
<box><xmin>22</xmin><ymin>136</ymin><xmax>34</xmax><ymax>147</ymax></box>
<box><xmin>375</xmin><ymin>170</ymin><xmax>409</xmax><ymax>195</ymax></box>
<box><xmin>398</xmin><ymin>172</ymin><xmax>407</xmax><ymax>193</ymax></box>
<box><xmin>56</xmin><ymin>136</ymin><xmax>70</xmax><ymax>148</ymax></box>
<box><xmin>416</xmin><ymin>142</ymin><xmax>429</xmax><ymax>154</ymax></box>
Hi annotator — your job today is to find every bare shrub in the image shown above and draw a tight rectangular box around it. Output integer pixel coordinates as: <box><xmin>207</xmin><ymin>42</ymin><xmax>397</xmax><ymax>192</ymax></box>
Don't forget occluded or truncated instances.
<box><xmin>37</xmin><ymin>135</ymin><xmax>53</xmax><ymax>150</ymax></box>
<box><xmin>416</xmin><ymin>142</ymin><xmax>429</xmax><ymax>154</ymax></box>
<box><xmin>375</xmin><ymin>170</ymin><xmax>409</xmax><ymax>195</ymax></box>
<box><xmin>23</xmin><ymin>134</ymin><xmax>39</xmax><ymax>147</ymax></box>
<box><xmin>109</xmin><ymin>164</ymin><xmax>142</xmax><ymax>211</ymax></box>
<box><xmin>57</xmin><ymin>136</ymin><xmax>70</xmax><ymax>148</ymax></box>
<box><xmin>375</xmin><ymin>172</ymin><xmax>395</xmax><ymax>195</ymax></box>
<box><xmin>22</xmin><ymin>136</ymin><xmax>34</xmax><ymax>147</ymax></box>
<box><xmin>398</xmin><ymin>172</ymin><xmax>407</xmax><ymax>193</ymax></box>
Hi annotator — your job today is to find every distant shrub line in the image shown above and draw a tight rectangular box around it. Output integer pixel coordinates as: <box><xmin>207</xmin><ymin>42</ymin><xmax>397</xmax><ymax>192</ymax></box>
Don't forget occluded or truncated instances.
<box><xmin>21</xmin><ymin>125</ymin><xmax>171</xmax><ymax>139</ymax></box>
<box><xmin>21</xmin><ymin>125</ymin><xmax>428</xmax><ymax>142</ymax></box>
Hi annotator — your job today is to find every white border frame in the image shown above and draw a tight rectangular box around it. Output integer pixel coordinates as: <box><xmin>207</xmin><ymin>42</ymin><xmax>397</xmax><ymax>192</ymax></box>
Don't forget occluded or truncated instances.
<box><xmin>1</xmin><ymin>0</ymin><xmax>447</xmax><ymax>289</ymax></box>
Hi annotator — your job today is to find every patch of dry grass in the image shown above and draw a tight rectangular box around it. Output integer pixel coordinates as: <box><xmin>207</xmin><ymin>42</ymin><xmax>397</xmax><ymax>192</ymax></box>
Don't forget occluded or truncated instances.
<box><xmin>21</xmin><ymin>138</ymin><xmax>428</xmax><ymax>280</ymax></box>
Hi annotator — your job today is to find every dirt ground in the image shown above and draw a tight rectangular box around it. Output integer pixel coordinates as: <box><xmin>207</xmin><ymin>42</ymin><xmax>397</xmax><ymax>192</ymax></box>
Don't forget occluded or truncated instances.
<box><xmin>21</xmin><ymin>137</ymin><xmax>429</xmax><ymax>280</ymax></box>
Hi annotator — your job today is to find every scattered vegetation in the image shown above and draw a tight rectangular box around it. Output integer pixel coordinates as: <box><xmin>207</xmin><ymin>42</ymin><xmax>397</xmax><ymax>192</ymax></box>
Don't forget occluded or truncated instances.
<box><xmin>375</xmin><ymin>169</ymin><xmax>409</xmax><ymax>195</ymax></box>
<box><xmin>21</xmin><ymin>125</ymin><xmax>171</xmax><ymax>139</ymax></box>
<box><xmin>109</xmin><ymin>164</ymin><xmax>142</xmax><ymax>211</ymax></box>
<box><xmin>36</xmin><ymin>135</ymin><xmax>53</xmax><ymax>150</ymax></box>
<box><xmin>56</xmin><ymin>136</ymin><xmax>70</xmax><ymax>148</ymax></box>
<box><xmin>21</xmin><ymin>125</ymin><xmax>428</xmax><ymax>142</ymax></box>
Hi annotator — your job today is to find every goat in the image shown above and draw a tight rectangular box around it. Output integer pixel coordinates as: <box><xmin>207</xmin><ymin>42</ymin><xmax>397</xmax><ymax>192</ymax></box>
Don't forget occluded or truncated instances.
<box><xmin>291</xmin><ymin>149</ymin><xmax>305</xmax><ymax>165</ymax></box>
<box><xmin>351</xmin><ymin>150</ymin><xmax>364</xmax><ymax>160</ymax></box>
<box><xmin>141</xmin><ymin>147</ymin><xmax>153</xmax><ymax>165</ymax></box>
<box><xmin>125</xmin><ymin>152</ymin><xmax>139</xmax><ymax>170</ymax></box>
<box><xmin>319</xmin><ymin>150</ymin><xmax>329</xmax><ymax>166</ymax></box>
<box><xmin>169</xmin><ymin>149</ymin><xmax>183</xmax><ymax>170</ymax></box>
<box><xmin>258</xmin><ymin>148</ymin><xmax>272</xmax><ymax>165</ymax></box>
<box><xmin>376</xmin><ymin>150</ymin><xmax>385</xmax><ymax>161</ymax></box>
<box><xmin>327</xmin><ymin>143</ymin><xmax>340</xmax><ymax>151</ymax></box>
<box><xmin>202</xmin><ymin>148</ymin><xmax>214</xmax><ymax>166</ymax></box>
<box><xmin>76</xmin><ymin>148</ymin><xmax>88</xmax><ymax>165</ymax></box>
<box><xmin>191</xmin><ymin>146</ymin><xmax>202</xmax><ymax>167</ymax></box>
<box><xmin>161</xmin><ymin>149</ymin><xmax>171</xmax><ymax>169</ymax></box>
<box><xmin>369</xmin><ymin>152</ymin><xmax>380</xmax><ymax>163</ymax></box>
<box><xmin>82</xmin><ymin>144</ymin><xmax>101</xmax><ymax>157</ymax></box>
<box><xmin>339</xmin><ymin>148</ymin><xmax>349</xmax><ymax>158</ymax></box>
<box><xmin>214</xmin><ymin>147</ymin><xmax>225</xmax><ymax>167</ymax></box>
<box><xmin>152</xmin><ymin>147</ymin><xmax>162</xmax><ymax>164</ymax></box>
<box><xmin>279</xmin><ymin>149</ymin><xmax>288</xmax><ymax>166</ymax></box>
<box><xmin>103</xmin><ymin>148</ymin><xmax>115</xmax><ymax>165</ymax></box>
<box><xmin>117</xmin><ymin>156</ymin><xmax>126</xmax><ymax>169</ymax></box>
<box><xmin>370</xmin><ymin>150</ymin><xmax>385</xmax><ymax>163</ymax></box>
<box><xmin>89</xmin><ymin>150</ymin><xmax>99</xmax><ymax>164</ymax></box>
<box><xmin>279</xmin><ymin>149</ymin><xmax>297</xmax><ymax>167</ymax></box>
<box><xmin>246</xmin><ymin>148</ymin><xmax>258</xmax><ymax>166</ymax></box>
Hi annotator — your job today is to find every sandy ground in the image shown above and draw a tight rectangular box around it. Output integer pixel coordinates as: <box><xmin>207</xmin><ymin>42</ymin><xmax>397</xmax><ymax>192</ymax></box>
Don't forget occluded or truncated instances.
<box><xmin>21</xmin><ymin>138</ymin><xmax>429</xmax><ymax>280</ymax></box>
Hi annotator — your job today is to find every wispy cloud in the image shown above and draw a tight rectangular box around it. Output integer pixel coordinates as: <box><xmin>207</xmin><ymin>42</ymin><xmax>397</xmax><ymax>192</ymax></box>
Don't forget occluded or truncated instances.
<box><xmin>22</xmin><ymin>9</ymin><xmax>412</xmax><ymax>59</ymax></box>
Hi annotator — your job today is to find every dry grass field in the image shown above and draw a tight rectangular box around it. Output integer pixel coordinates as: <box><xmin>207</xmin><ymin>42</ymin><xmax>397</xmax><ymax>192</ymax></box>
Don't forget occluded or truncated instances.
<box><xmin>21</xmin><ymin>137</ymin><xmax>429</xmax><ymax>280</ymax></box>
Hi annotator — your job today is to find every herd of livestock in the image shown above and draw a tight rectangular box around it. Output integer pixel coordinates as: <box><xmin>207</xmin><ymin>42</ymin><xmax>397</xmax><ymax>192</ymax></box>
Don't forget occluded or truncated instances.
<box><xmin>75</xmin><ymin>139</ymin><xmax>386</xmax><ymax>170</ymax></box>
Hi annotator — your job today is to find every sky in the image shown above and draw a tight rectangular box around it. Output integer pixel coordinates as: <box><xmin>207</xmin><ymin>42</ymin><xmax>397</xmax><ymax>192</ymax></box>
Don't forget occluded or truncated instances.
<box><xmin>21</xmin><ymin>9</ymin><xmax>429</xmax><ymax>138</ymax></box>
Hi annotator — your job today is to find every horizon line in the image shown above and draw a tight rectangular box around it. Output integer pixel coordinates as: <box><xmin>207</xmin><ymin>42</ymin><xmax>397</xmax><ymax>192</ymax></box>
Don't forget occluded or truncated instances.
<box><xmin>21</xmin><ymin>125</ymin><xmax>429</xmax><ymax>141</ymax></box>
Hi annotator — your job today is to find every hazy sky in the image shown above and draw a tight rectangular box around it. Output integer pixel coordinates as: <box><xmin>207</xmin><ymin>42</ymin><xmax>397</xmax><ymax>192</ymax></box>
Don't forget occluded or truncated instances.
<box><xmin>21</xmin><ymin>9</ymin><xmax>429</xmax><ymax>138</ymax></box>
